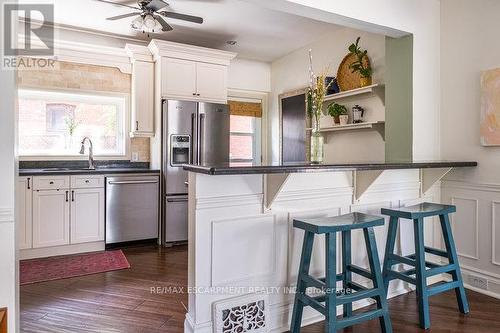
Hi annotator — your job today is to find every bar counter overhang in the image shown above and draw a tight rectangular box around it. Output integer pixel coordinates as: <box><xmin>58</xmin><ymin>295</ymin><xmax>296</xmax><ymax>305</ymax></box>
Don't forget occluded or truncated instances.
<box><xmin>181</xmin><ymin>160</ymin><xmax>477</xmax><ymax>333</ymax></box>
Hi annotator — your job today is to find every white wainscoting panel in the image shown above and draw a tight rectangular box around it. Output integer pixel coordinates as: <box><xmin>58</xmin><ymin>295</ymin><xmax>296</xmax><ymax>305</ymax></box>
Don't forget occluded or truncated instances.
<box><xmin>211</xmin><ymin>214</ymin><xmax>277</xmax><ymax>286</ymax></box>
<box><xmin>287</xmin><ymin>207</ymin><xmax>343</xmax><ymax>285</ymax></box>
<box><xmin>0</xmin><ymin>207</ymin><xmax>14</xmax><ymax>224</ymax></box>
<box><xmin>492</xmin><ymin>201</ymin><xmax>500</xmax><ymax>266</ymax></box>
<box><xmin>450</xmin><ymin>197</ymin><xmax>479</xmax><ymax>260</ymax></box>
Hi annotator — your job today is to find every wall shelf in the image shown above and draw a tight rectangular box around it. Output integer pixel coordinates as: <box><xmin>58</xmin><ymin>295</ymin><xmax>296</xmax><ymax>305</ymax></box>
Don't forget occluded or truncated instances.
<box><xmin>323</xmin><ymin>84</ymin><xmax>385</xmax><ymax>104</ymax></box>
<box><xmin>307</xmin><ymin>121</ymin><xmax>386</xmax><ymax>140</ymax></box>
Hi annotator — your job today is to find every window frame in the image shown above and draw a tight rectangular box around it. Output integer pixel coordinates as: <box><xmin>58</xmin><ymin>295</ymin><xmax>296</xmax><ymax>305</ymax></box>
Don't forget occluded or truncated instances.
<box><xmin>229</xmin><ymin>115</ymin><xmax>262</xmax><ymax>164</ymax></box>
<box><xmin>17</xmin><ymin>88</ymin><xmax>131</xmax><ymax>161</ymax></box>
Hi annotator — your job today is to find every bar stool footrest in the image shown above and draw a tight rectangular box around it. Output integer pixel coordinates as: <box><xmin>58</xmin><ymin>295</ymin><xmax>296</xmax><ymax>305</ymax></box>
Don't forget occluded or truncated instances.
<box><xmin>298</xmin><ymin>294</ymin><xmax>326</xmax><ymax>315</ymax></box>
<box><xmin>347</xmin><ymin>264</ymin><xmax>373</xmax><ymax>279</ymax></box>
<box><xmin>428</xmin><ymin>281</ymin><xmax>460</xmax><ymax>297</ymax></box>
<box><xmin>337</xmin><ymin>309</ymin><xmax>386</xmax><ymax>330</ymax></box>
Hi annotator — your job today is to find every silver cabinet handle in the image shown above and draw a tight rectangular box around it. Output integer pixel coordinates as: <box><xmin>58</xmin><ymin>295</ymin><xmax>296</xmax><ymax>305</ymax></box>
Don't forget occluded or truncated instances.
<box><xmin>184</xmin><ymin>181</ymin><xmax>189</xmax><ymax>186</ymax></box>
<box><xmin>167</xmin><ymin>197</ymin><xmax>188</xmax><ymax>203</ymax></box>
<box><xmin>108</xmin><ymin>180</ymin><xmax>158</xmax><ymax>185</ymax></box>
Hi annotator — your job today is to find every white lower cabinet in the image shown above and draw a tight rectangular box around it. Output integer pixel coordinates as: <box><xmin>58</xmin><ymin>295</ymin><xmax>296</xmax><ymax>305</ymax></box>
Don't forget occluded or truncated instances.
<box><xmin>23</xmin><ymin>174</ymin><xmax>105</xmax><ymax>254</ymax></box>
<box><xmin>17</xmin><ymin>177</ymin><xmax>32</xmax><ymax>250</ymax></box>
<box><xmin>32</xmin><ymin>189</ymin><xmax>70</xmax><ymax>248</ymax></box>
<box><xmin>70</xmin><ymin>188</ymin><xmax>105</xmax><ymax>243</ymax></box>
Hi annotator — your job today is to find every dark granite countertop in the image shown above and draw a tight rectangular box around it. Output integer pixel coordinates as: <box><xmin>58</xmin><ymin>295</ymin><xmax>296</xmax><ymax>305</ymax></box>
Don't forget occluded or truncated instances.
<box><xmin>19</xmin><ymin>167</ymin><xmax>160</xmax><ymax>176</ymax></box>
<box><xmin>18</xmin><ymin>160</ymin><xmax>160</xmax><ymax>176</ymax></box>
<box><xmin>183</xmin><ymin>161</ymin><xmax>478</xmax><ymax>175</ymax></box>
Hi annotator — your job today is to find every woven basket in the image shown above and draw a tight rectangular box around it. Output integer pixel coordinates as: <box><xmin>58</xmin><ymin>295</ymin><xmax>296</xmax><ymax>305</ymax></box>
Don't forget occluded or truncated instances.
<box><xmin>336</xmin><ymin>53</ymin><xmax>371</xmax><ymax>91</ymax></box>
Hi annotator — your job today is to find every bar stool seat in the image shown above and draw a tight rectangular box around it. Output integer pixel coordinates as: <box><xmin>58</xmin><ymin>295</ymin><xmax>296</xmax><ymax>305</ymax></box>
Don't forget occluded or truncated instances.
<box><xmin>381</xmin><ymin>202</ymin><xmax>469</xmax><ymax>330</ymax></box>
<box><xmin>381</xmin><ymin>202</ymin><xmax>456</xmax><ymax>219</ymax></box>
<box><xmin>294</xmin><ymin>212</ymin><xmax>385</xmax><ymax>233</ymax></box>
<box><xmin>290</xmin><ymin>212</ymin><xmax>392</xmax><ymax>333</ymax></box>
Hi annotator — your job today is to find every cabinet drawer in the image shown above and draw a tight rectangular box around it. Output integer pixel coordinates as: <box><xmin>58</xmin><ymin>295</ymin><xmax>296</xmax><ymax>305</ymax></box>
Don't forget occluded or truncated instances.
<box><xmin>33</xmin><ymin>176</ymin><xmax>70</xmax><ymax>190</ymax></box>
<box><xmin>71</xmin><ymin>175</ymin><xmax>104</xmax><ymax>189</ymax></box>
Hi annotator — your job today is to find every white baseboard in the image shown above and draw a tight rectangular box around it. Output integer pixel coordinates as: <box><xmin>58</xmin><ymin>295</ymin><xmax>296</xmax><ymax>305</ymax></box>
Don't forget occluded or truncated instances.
<box><xmin>20</xmin><ymin>241</ymin><xmax>105</xmax><ymax>260</ymax></box>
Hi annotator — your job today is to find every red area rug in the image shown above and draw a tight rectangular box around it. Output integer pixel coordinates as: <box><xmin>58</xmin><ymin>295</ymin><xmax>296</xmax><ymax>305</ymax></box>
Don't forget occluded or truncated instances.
<box><xmin>20</xmin><ymin>250</ymin><xmax>130</xmax><ymax>285</ymax></box>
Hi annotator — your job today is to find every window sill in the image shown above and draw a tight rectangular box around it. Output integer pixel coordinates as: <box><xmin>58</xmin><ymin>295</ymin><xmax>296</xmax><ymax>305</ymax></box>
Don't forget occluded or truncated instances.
<box><xmin>19</xmin><ymin>155</ymin><xmax>130</xmax><ymax>161</ymax></box>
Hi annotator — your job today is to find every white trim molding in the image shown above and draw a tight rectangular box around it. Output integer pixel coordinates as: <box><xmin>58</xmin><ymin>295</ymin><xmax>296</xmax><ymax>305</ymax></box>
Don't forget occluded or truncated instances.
<box><xmin>0</xmin><ymin>208</ymin><xmax>14</xmax><ymax>224</ymax></box>
<box><xmin>450</xmin><ymin>196</ymin><xmax>479</xmax><ymax>260</ymax></box>
<box><xmin>19</xmin><ymin>35</ymin><xmax>133</xmax><ymax>74</ymax></box>
<box><xmin>148</xmin><ymin>39</ymin><xmax>236</xmax><ymax>65</ymax></box>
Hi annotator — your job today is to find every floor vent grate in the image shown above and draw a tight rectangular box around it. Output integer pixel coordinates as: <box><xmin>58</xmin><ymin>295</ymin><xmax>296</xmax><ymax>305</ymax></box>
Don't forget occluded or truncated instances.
<box><xmin>213</xmin><ymin>294</ymin><xmax>270</xmax><ymax>333</ymax></box>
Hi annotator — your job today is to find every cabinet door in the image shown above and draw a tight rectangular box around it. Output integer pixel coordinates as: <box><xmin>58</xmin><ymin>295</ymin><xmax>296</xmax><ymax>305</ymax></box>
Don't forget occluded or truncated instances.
<box><xmin>32</xmin><ymin>190</ymin><xmax>70</xmax><ymax>248</ymax></box>
<box><xmin>131</xmin><ymin>60</ymin><xmax>155</xmax><ymax>136</ymax></box>
<box><xmin>162</xmin><ymin>57</ymin><xmax>197</xmax><ymax>99</ymax></box>
<box><xmin>17</xmin><ymin>177</ymin><xmax>32</xmax><ymax>250</ymax></box>
<box><xmin>70</xmin><ymin>188</ymin><xmax>105</xmax><ymax>244</ymax></box>
<box><xmin>196</xmin><ymin>62</ymin><xmax>227</xmax><ymax>102</ymax></box>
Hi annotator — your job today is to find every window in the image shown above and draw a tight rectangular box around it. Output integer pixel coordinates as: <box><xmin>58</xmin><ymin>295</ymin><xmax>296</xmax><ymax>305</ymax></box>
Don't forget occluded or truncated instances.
<box><xmin>229</xmin><ymin>115</ymin><xmax>261</xmax><ymax>164</ymax></box>
<box><xmin>18</xmin><ymin>89</ymin><xmax>127</xmax><ymax>157</ymax></box>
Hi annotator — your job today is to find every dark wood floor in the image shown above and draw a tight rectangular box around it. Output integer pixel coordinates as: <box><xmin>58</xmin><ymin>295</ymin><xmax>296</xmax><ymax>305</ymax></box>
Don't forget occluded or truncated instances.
<box><xmin>20</xmin><ymin>245</ymin><xmax>500</xmax><ymax>332</ymax></box>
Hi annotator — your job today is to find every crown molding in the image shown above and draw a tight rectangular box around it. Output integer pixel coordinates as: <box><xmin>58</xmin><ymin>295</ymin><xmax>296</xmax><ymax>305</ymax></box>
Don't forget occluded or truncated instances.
<box><xmin>148</xmin><ymin>39</ymin><xmax>237</xmax><ymax>65</ymax></box>
<box><xmin>125</xmin><ymin>44</ymin><xmax>154</xmax><ymax>63</ymax></box>
<box><xmin>18</xmin><ymin>34</ymin><xmax>134</xmax><ymax>74</ymax></box>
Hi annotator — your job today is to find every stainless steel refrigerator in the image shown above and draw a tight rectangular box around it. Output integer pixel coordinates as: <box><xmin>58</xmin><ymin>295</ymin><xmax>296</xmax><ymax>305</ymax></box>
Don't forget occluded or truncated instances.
<box><xmin>162</xmin><ymin>99</ymin><xmax>230</xmax><ymax>244</ymax></box>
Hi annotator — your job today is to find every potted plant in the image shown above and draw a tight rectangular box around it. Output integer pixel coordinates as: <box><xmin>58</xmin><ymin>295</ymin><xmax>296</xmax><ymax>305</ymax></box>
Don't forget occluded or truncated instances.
<box><xmin>348</xmin><ymin>37</ymin><xmax>373</xmax><ymax>87</ymax></box>
<box><xmin>327</xmin><ymin>102</ymin><xmax>348</xmax><ymax>125</ymax></box>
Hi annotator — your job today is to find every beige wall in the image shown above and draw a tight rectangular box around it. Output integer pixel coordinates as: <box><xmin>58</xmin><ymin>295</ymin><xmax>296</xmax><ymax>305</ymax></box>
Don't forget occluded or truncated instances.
<box><xmin>270</xmin><ymin>26</ymin><xmax>386</xmax><ymax>163</ymax></box>
<box><xmin>18</xmin><ymin>60</ymin><xmax>150</xmax><ymax>162</ymax></box>
<box><xmin>441</xmin><ymin>0</ymin><xmax>500</xmax><ymax>297</ymax></box>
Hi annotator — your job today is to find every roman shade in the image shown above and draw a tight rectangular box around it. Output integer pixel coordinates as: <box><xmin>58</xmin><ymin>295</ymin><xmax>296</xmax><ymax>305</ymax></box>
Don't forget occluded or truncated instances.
<box><xmin>228</xmin><ymin>101</ymin><xmax>262</xmax><ymax>118</ymax></box>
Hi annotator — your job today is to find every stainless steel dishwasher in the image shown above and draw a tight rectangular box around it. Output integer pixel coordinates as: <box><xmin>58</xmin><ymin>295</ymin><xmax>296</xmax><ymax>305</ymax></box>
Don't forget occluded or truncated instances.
<box><xmin>106</xmin><ymin>175</ymin><xmax>159</xmax><ymax>245</ymax></box>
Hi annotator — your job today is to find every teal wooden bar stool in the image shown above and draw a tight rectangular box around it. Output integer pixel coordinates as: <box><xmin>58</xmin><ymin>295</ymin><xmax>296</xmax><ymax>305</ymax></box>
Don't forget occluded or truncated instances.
<box><xmin>290</xmin><ymin>212</ymin><xmax>392</xmax><ymax>333</ymax></box>
<box><xmin>381</xmin><ymin>202</ymin><xmax>469</xmax><ymax>329</ymax></box>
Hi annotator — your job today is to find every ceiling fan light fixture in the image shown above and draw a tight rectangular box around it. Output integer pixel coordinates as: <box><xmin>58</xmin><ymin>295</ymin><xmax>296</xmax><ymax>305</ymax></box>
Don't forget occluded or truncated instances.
<box><xmin>131</xmin><ymin>15</ymin><xmax>144</xmax><ymax>30</ymax></box>
<box><xmin>143</xmin><ymin>14</ymin><xmax>157</xmax><ymax>30</ymax></box>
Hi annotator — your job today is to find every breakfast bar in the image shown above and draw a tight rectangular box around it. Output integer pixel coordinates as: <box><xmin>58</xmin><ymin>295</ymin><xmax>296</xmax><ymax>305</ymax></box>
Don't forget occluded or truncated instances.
<box><xmin>182</xmin><ymin>161</ymin><xmax>476</xmax><ymax>333</ymax></box>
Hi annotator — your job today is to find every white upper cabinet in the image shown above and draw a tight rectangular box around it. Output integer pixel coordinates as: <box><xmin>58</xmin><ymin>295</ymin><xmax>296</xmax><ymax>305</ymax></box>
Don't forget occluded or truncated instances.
<box><xmin>131</xmin><ymin>61</ymin><xmax>155</xmax><ymax>136</ymax></box>
<box><xmin>195</xmin><ymin>62</ymin><xmax>228</xmax><ymax>102</ymax></box>
<box><xmin>149</xmin><ymin>39</ymin><xmax>236</xmax><ymax>104</ymax></box>
<box><xmin>17</xmin><ymin>176</ymin><xmax>32</xmax><ymax>250</ymax></box>
<box><xmin>162</xmin><ymin>58</ymin><xmax>197</xmax><ymax>99</ymax></box>
<box><xmin>126</xmin><ymin>44</ymin><xmax>155</xmax><ymax>138</ymax></box>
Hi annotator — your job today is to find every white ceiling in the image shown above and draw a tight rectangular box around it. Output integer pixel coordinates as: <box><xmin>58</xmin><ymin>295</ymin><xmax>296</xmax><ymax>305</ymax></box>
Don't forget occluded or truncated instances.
<box><xmin>18</xmin><ymin>0</ymin><xmax>341</xmax><ymax>62</ymax></box>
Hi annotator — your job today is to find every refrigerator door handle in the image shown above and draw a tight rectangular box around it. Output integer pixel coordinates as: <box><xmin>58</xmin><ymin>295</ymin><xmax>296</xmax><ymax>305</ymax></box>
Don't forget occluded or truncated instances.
<box><xmin>198</xmin><ymin>113</ymin><xmax>205</xmax><ymax>164</ymax></box>
<box><xmin>190</xmin><ymin>113</ymin><xmax>195</xmax><ymax>164</ymax></box>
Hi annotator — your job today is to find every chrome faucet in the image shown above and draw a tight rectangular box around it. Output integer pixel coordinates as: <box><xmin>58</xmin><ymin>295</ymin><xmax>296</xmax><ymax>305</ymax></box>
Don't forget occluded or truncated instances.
<box><xmin>79</xmin><ymin>137</ymin><xmax>96</xmax><ymax>170</ymax></box>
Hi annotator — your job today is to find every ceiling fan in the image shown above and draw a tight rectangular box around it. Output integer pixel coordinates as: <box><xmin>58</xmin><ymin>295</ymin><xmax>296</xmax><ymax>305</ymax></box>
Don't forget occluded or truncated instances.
<box><xmin>96</xmin><ymin>0</ymin><xmax>203</xmax><ymax>33</ymax></box>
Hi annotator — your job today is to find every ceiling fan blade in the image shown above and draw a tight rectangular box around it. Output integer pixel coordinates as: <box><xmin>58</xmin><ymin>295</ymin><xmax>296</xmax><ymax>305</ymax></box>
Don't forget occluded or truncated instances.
<box><xmin>145</xmin><ymin>0</ymin><xmax>168</xmax><ymax>12</ymax></box>
<box><xmin>159</xmin><ymin>11</ymin><xmax>203</xmax><ymax>24</ymax></box>
<box><xmin>156</xmin><ymin>16</ymin><xmax>173</xmax><ymax>32</ymax></box>
<box><xmin>95</xmin><ymin>0</ymin><xmax>140</xmax><ymax>10</ymax></box>
<box><xmin>106</xmin><ymin>12</ymin><xmax>140</xmax><ymax>20</ymax></box>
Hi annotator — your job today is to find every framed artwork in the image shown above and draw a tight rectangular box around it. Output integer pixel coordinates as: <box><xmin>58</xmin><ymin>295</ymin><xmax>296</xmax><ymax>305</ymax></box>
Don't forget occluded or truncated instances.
<box><xmin>480</xmin><ymin>68</ymin><xmax>500</xmax><ymax>146</ymax></box>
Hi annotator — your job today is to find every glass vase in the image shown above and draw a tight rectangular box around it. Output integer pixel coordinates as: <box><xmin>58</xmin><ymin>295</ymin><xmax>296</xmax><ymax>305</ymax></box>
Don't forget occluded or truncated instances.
<box><xmin>310</xmin><ymin>124</ymin><xmax>324</xmax><ymax>164</ymax></box>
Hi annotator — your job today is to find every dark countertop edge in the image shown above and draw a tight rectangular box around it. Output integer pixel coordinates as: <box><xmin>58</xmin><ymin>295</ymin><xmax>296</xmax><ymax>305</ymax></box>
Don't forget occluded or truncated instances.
<box><xmin>182</xmin><ymin>161</ymin><xmax>478</xmax><ymax>175</ymax></box>
<box><xmin>19</xmin><ymin>169</ymin><xmax>161</xmax><ymax>176</ymax></box>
